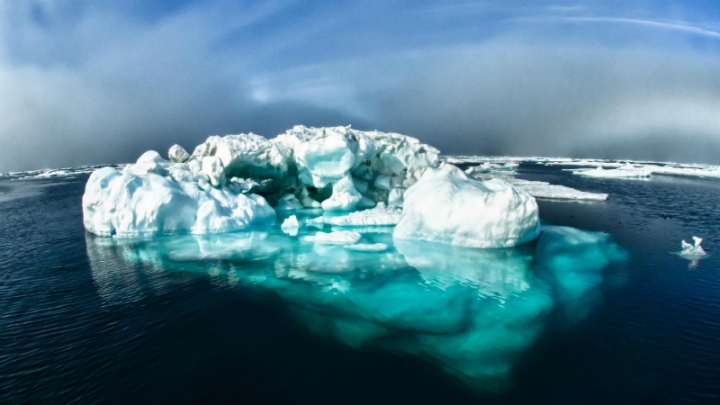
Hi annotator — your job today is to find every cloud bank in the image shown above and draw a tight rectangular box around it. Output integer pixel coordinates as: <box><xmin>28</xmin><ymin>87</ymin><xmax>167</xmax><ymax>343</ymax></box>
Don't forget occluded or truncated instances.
<box><xmin>2</xmin><ymin>1</ymin><xmax>720</xmax><ymax>172</ymax></box>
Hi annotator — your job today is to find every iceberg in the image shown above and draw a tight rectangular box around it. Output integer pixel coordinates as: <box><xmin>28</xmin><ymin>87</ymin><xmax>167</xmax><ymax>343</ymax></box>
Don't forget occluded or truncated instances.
<box><xmin>85</xmin><ymin>225</ymin><xmax>626</xmax><ymax>391</ymax></box>
<box><xmin>83</xmin><ymin>125</ymin><xmax>444</xmax><ymax>237</ymax></box>
<box><xmin>394</xmin><ymin>164</ymin><xmax>540</xmax><ymax>248</ymax></box>
<box><xmin>280</xmin><ymin>215</ymin><xmax>300</xmax><ymax>236</ymax></box>
<box><xmin>679</xmin><ymin>236</ymin><xmax>707</xmax><ymax>268</ymax></box>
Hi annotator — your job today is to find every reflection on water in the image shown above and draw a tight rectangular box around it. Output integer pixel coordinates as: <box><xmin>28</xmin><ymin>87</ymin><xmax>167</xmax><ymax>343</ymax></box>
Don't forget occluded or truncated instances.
<box><xmin>86</xmin><ymin>225</ymin><xmax>626</xmax><ymax>391</ymax></box>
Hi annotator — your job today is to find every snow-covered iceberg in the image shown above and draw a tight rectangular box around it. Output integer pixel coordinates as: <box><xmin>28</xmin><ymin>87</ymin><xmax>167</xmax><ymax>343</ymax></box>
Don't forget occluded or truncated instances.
<box><xmin>82</xmin><ymin>165</ymin><xmax>276</xmax><ymax>237</ymax></box>
<box><xmin>393</xmin><ymin>164</ymin><xmax>540</xmax><ymax>248</ymax></box>
<box><xmin>83</xmin><ymin>125</ymin><xmax>442</xmax><ymax>237</ymax></box>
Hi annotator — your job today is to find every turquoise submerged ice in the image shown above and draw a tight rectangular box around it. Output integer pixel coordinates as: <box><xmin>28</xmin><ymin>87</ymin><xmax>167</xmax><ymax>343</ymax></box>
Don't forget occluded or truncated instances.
<box><xmin>86</xmin><ymin>222</ymin><xmax>626</xmax><ymax>391</ymax></box>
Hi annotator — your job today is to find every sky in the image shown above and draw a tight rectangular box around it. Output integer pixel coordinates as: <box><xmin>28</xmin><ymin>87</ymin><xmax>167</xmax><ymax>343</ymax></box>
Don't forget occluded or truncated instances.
<box><xmin>2</xmin><ymin>0</ymin><xmax>720</xmax><ymax>172</ymax></box>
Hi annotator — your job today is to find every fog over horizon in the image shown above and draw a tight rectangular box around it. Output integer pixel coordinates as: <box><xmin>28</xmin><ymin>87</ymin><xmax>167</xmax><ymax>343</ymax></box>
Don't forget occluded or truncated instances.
<box><xmin>2</xmin><ymin>0</ymin><xmax>720</xmax><ymax>172</ymax></box>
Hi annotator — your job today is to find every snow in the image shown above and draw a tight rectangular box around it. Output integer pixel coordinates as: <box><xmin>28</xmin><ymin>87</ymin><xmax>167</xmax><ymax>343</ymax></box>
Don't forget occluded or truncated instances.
<box><xmin>305</xmin><ymin>230</ymin><xmax>362</xmax><ymax>245</ymax></box>
<box><xmin>281</xmin><ymin>215</ymin><xmax>300</xmax><ymax>236</ymax></box>
<box><xmin>394</xmin><ymin>164</ymin><xmax>540</xmax><ymax>248</ymax></box>
<box><xmin>343</xmin><ymin>243</ymin><xmax>388</xmax><ymax>252</ymax></box>
<box><xmin>325</xmin><ymin>203</ymin><xmax>402</xmax><ymax>226</ymax></box>
<box><xmin>82</xmin><ymin>166</ymin><xmax>276</xmax><ymax>237</ymax></box>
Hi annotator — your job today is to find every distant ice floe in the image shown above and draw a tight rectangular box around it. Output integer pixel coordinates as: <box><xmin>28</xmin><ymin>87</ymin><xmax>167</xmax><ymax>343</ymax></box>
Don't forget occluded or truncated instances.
<box><xmin>1</xmin><ymin>164</ymin><xmax>126</xmax><ymax>180</ymax></box>
<box><xmin>506</xmin><ymin>179</ymin><xmax>608</xmax><ymax>201</ymax></box>
<box><xmin>456</xmin><ymin>159</ymin><xmax>607</xmax><ymax>202</ymax></box>
<box><xmin>571</xmin><ymin>165</ymin><xmax>653</xmax><ymax>179</ymax></box>
<box><xmin>444</xmin><ymin>155</ymin><xmax>720</xmax><ymax>181</ymax></box>
<box><xmin>85</xmin><ymin>225</ymin><xmax>626</xmax><ymax>391</ymax></box>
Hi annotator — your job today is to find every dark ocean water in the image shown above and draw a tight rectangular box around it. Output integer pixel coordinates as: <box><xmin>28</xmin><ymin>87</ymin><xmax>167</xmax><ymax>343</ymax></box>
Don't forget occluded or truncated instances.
<box><xmin>1</xmin><ymin>163</ymin><xmax>719</xmax><ymax>404</ymax></box>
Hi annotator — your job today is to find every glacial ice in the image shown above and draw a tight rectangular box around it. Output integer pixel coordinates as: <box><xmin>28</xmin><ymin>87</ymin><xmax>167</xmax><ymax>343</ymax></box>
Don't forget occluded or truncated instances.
<box><xmin>82</xmin><ymin>166</ymin><xmax>276</xmax><ymax>237</ymax></box>
<box><xmin>394</xmin><ymin>164</ymin><xmax>540</xmax><ymax>248</ymax></box>
<box><xmin>83</xmin><ymin>125</ymin><xmax>444</xmax><ymax>237</ymax></box>
<box><xmin>343</xmin><ymin>243</ymin><xmax>388</xmax><ymax>252</ymax></box>
<box><xmin>85</xmin><ymin>225</ymin><xmax>626</xmax><ymax>391</ymax></box>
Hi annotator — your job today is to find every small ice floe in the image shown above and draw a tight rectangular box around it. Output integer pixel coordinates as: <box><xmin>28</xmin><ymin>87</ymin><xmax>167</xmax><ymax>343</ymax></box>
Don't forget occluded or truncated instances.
<box><xmin>280</xmin><ymin>215</ymin><xmax>300</xmax><ymax>236</ymax></box>
<box><xmin>507</xmin><ymin>179</ymin><xmax>608</xmax><ymax>201</ymax></box>
<box><xmin>678</xmin><ymin>236</ymin><xmax>707</xmax><ymax>268</ymax></box>
<box><xmin>572</xmin><ymin>166</ymin><xmax>652</xmax><ymax>179</ymax></box>
<box><xmin>305</xmin><ymin>231</ymin><xmax>361</xmax><ymax>245</ymax></box>
<box><xmin>343</xmin><ymin>243</ymin><xmax>388</xmax><ymax>252</ymax></box>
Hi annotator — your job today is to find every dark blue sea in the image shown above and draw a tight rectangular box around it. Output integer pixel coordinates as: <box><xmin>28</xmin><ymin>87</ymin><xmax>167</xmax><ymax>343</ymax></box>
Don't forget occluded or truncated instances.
<box><xmin>1</xmin><ymin>162</ymin><xmax>719</xmax><ymax>404</ymax></box>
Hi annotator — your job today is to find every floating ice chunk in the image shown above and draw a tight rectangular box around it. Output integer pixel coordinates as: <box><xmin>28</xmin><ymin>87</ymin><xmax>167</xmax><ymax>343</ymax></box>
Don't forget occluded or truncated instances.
<box><xmin>680</xmin><ymin>236</ymin><xmax>706</xmax><ymax>258</ymax></box>
<box><xmin>82</xmin><ymin>167</ymin><xmax>275</xmax><ymax>237</ymax></box>
<box><xmin>394</xmin><ymin>164</ymin><xmax>540</xmax><ymax>248</ymax></box>
<box><xmin>507</xmin><ymin>179</ymin><xmax>608</xmax><ymax>201</ymax></box>
<box><xmin>305</xmin><ymin>231</ymin><xmax>361</xmax><ymax>245</ymax></box>
<box><xmin>326</xmin><ymin>203</ymin><xmax>402</xmax><ymax>226</ymax></box>
<box><xmin>168</xmin><ymin>144</ymin><xmax>190</xmax><ymax>163</ymax></box>
<box><xmin>573</xmin><ymin>166</ymin><xmax>652</xmax><ymax>179</ymax></box>
<box><xmin>281</xmin><ymin>215</ymin><xmax>300</xmax><ymax>236</ymax></box>
<box><xmin>343</xmin><ymin>243</ymin><xmax>388</xmax><ymax>252</ymax></box>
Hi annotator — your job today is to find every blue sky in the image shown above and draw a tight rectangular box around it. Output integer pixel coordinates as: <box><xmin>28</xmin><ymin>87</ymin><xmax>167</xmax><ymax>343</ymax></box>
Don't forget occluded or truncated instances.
<box><xmin>2</xmin><ymin>0</ymin><xmax>720</xmax><ymax>171</ymax></box>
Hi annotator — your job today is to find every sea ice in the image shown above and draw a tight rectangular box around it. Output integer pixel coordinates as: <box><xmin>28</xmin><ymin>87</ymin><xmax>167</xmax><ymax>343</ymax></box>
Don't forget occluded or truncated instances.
<box><xmin>394</xmin><ymin>164</ymin><xmax>540</xmax><ymax>248</ymax></box>
<box><xmin>343</xmin><ymin>243</ymin><xmax>388</xmax><ymax>252</ymax></box>
<box><xmin>325</xmin><ymin>203</ymin><xmax>402</xmax><ymax>226</ymax></box>
<box><xmin>305</xmin><ymin>230</ymin><xmax>362</xmax><ymax>245</ymax></box>
<box><xmin>680</xmin><ymin>236</ymin><xmax>706</xmax><ymax>258</ymax></box>
<box><xmin>507</xmin><ymin>179</ymin><xmax>608</xmax><ymax>201</ymax></box>
<box><xmin>281</xmin><ymin>215</ymin><xmax>300</xmax><ymax>236</ymax></box>
<box><xmin>572</xmin><ymin>166</ymin><xmax>652</xmax><ymax>179</ymax></box>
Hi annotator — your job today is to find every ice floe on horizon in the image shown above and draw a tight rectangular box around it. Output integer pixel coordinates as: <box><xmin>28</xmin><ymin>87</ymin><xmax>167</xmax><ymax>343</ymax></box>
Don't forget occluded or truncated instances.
<box><xmin>444</xmin><ymin>155</ymin><xmax>720</xmax><ymax>180</ymax></box>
